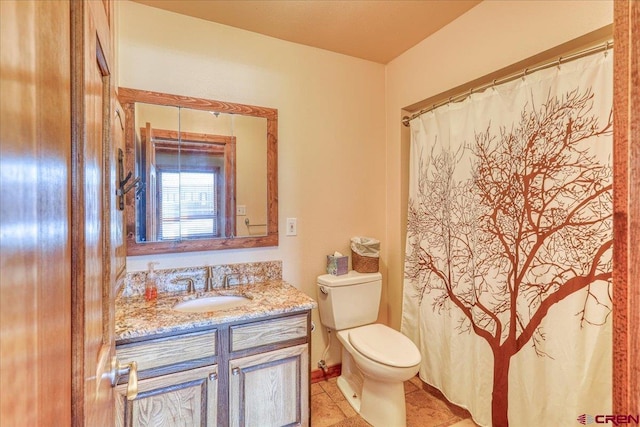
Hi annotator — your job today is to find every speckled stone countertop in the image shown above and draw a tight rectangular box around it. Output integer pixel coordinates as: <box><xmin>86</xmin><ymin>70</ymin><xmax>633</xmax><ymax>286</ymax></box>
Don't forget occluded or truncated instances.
<box><xmin>115</xmin><ymin>280</ymin><xmax>317</xmax><ymax>343</ymax></box>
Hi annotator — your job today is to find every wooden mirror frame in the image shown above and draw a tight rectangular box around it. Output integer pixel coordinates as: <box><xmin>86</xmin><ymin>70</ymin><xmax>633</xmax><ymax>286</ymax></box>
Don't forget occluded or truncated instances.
<box><xmin>118</xmin><ymin>87</ymin><xmax>278</xmax><ymax>255</ymax></box>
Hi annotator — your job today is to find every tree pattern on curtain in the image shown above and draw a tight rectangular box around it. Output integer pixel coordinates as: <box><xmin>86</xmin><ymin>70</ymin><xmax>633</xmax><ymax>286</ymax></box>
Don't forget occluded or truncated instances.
<box><xmin>404</xmin><ymin>88</ymin><xmax>612</xmax><ymax>426</ymax></box>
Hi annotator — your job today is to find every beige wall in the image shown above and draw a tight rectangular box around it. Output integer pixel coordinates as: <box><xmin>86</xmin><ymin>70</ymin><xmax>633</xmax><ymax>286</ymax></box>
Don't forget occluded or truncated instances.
<box><xmin>117</xmin><ymin>1</ymin><xmax>386</xmax><ymax>368</ymax></box>
<box><xmin>118</xmin><ymin>0</ymin><xmax>613</xmax><ymax>370</ymax></box>
<box><xmin>384</xmin><ymin>0</ymin><xmax>613</xmax><ymax>330</ymax></box>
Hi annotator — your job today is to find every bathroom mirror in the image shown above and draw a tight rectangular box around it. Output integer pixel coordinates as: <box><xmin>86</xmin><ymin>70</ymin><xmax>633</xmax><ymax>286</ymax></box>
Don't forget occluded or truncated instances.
<box><xmin>119</xmin><ymin>88</ymin><xmax>278</xmax><ymax>255</ymax></box>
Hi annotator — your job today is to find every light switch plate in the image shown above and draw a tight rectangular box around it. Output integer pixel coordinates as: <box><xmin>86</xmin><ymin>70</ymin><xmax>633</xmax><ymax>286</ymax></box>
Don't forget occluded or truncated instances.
<box><xmin>236</xmin><ymin>205</ymin><xmax>246</xmax><ymax>216</ymax></box>
<box><xmin>286</xmin><ymin>218</ymin><xmax>297</xmax><ymax>236</ymax></box>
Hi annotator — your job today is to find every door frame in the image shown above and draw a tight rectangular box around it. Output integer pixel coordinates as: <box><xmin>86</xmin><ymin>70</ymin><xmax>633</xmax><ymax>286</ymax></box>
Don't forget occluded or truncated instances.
<box><xmin>612</xmin><ymin>0</ymin><xmax>640</xmax><ymax>414</ymax></box>
<box><xmin>70</xmin><ymin>0</ymin><xmax>116</xmax><ymax>425</ymax></box>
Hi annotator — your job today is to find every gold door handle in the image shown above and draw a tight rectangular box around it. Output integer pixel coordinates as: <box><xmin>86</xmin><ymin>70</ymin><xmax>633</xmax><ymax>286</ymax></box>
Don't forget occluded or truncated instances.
<box><xmin>107</xmin><ymin>357</ymin><xmax>139</xmax><ymax>400</ymax></box>
<box><xmin>125</xmin><ymin>361</ymin><xmax>138</xmax><ymax>400</ymax></box>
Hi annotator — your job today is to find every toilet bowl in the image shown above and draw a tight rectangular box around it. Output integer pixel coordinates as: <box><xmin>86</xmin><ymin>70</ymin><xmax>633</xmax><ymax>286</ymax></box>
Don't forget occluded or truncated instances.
<box><xmin>316</xmin><ymin>271</ymin><xmax>422</xmax><ymax>427</ymax></box>
<box><xmin>336</xmin><ymin>324</ymin><xmax>420</xmax><ymax>427</ymax></box>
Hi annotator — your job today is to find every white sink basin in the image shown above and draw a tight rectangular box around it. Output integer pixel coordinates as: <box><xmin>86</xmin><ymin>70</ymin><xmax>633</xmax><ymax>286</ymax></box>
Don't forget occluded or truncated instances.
<box><xmin>173</xmin><ymin>295</ymin><xmax>251</xmax><ymax>313</ymax></box>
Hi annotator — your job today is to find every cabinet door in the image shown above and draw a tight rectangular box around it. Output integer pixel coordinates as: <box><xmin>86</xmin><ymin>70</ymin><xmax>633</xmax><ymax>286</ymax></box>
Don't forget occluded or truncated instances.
<box><xmin>115</xmin><ymin>365</ymin><xmax>218</xmax><ymax>427</ymax></box>
<box><xmin>229</xmin><ymin>344</ymin><xmax>309</xmax><ymax>427</ymax></box>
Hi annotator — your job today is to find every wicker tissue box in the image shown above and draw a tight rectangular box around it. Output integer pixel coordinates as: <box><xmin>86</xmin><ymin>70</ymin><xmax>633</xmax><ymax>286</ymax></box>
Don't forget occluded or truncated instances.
<box><xmin>326</xmin><ymin>254</ymin><xmax>348</xmax><ymax>275</ymax></box>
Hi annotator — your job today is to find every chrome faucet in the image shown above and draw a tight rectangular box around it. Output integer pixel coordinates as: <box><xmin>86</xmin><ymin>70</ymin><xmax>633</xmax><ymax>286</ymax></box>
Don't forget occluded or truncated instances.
<box><xmin>172</xmin><ymin>277</ymin><xmax>195</xmax><ymax>293</ymax></box>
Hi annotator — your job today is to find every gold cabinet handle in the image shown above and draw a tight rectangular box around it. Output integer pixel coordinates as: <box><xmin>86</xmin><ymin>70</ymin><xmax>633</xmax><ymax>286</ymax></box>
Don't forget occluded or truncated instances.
<box><xmin>107</xmin><ymin>357</ymin><xmax>139</xmax><ymax>400</ymax></box>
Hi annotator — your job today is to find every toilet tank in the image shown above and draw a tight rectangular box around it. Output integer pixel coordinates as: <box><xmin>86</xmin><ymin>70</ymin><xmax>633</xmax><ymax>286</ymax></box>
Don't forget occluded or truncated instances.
<box><xmin>317</xmin><ymin>271</ymin><xmax>382</xmax><ymax>330</ymax></box>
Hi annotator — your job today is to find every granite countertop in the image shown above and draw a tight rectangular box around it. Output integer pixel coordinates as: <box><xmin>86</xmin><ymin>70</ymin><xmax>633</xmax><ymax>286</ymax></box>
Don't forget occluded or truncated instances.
<box><xmin>115</xmin><ymin>280</ymin><xmax>317</xmax><ymax>343</ymax></box>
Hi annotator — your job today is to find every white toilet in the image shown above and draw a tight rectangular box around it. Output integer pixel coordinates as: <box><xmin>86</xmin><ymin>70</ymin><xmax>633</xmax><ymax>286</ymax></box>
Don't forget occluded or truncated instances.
<box><xmin>317</xmin><ymin>271</ymin><xmax>421</xmax><ymax>427</ymax></box>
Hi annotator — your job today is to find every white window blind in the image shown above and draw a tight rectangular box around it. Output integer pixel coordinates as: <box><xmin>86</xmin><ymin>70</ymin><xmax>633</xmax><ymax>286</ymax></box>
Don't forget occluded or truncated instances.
<box><xmin>159</xmin><ymin>171</ymin><xmax>217</xmax><ymax>239</ymax></box>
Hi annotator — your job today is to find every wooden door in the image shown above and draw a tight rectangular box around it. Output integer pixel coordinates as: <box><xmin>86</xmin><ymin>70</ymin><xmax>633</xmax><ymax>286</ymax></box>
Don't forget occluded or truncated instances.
<box><xmin>71</xmin><ymin>1</ymin><xmax>117</xmax><ymax>425</ymax></box>
<box><xmin>0</xmin><ymin>1</ymin><xmax>72</xmax><ymax>425</ymax></box>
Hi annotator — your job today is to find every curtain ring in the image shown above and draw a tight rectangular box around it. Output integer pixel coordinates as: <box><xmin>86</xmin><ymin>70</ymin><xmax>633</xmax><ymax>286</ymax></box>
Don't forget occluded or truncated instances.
<box><xmin>557</xmin><ymin>56</ymin><xmax>562</xmax><ymax>69</ymax></box>
<box><xmin>522</xmin><ymin>68</ymin><xmax>529</xmax><ymax>81</ymax></box>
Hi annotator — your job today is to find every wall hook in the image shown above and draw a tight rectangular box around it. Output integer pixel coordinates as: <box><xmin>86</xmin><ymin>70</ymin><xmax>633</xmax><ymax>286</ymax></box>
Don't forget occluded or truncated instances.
<box><xmin>120</xmin><ymin>173</ymin><xmax>141</xmax><ymax>195</ymax></box>
<box><xmin>116</xmin><ymin>148</ymin><xmax>141</xmax><ymax>210</ymax></box>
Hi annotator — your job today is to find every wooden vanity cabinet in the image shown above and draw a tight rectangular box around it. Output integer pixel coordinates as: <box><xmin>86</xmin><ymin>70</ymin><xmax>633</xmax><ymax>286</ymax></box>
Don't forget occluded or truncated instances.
<box><xmin>228</xmin><ymin>313</ymin><xmax>309</xmax><ymax>427</ymax></box>
<box><xmin>115</xmin><ymin>365</ymin><xmax>219</xmax><ymax>427</ymax></box>
<box><xmin>115</xmin><ymin>310</ymin><xmax>311</xmax><ymax>427</ymax></box>
<box><xmin>229</xmin><ymin>344</ymin><xmax>309</xmax><ymax>427</ymax></box>
<box><xmin>115</xmin><ymin>329</ymin><xmax>219</xmax><ymax>426</ymax></box>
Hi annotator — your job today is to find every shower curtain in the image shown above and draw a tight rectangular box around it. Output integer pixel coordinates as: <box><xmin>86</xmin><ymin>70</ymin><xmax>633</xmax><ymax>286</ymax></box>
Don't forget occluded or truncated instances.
<box><xmin>401</xmin><ymin>52</ymin><xmax>612</xmax><ymax>427</ymax></box>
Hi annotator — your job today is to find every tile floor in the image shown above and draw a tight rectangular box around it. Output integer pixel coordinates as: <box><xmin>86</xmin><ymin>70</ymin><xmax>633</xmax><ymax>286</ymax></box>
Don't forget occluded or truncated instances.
<box><xmin>310</xmin><ymin>375</ymin><xmax>479</xmax><ymax>427</ymax></box>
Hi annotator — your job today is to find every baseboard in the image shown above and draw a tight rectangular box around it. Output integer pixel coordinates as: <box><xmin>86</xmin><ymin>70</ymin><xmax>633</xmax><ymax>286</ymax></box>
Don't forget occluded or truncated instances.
<box><xmin>310</xmin><ymin>363</ymin><xmax>341</xmax><ymax>383</ymax></box>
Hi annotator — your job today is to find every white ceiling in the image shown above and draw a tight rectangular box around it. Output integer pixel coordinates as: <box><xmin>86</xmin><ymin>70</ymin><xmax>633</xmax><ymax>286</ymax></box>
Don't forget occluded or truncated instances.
<box><xmin>130</xmin><ymin>0</ymin><xmax>482</xmax><ymax>64</ymax></box>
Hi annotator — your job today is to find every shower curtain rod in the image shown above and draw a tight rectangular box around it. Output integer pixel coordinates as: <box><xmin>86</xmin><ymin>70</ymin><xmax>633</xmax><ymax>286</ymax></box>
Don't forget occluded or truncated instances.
<box><xmin>401</xmin><ymin>40</ymin><xmax>613</xmax><ymax>127</ymax></box>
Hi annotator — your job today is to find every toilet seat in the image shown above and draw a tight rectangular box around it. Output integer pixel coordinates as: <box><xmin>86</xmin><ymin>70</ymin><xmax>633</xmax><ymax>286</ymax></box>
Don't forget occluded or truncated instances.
<box><xmin>348</xmin><ymin>324</ymin><xmax>421</xmax><ymax>368</ymax></box>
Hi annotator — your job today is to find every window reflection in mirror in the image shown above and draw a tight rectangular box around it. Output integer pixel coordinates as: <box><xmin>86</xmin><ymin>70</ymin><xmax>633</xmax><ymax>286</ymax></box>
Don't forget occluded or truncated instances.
<box><xmin>134</xmin><ymin>103</ymin><xmax>240</xmax><ymax>241</ymax></box>
<box><xmin>119</xmin><ymin>88</ymin><xmax>278</xmax><ymax>255</ymax></box>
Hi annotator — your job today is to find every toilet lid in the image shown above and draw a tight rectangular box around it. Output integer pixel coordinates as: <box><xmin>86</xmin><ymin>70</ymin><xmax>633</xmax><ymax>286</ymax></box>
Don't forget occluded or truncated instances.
<box><xmin>348</xmin><ymin>324</ymin><xmax>421</xmax><ymax>368</ymax></box>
